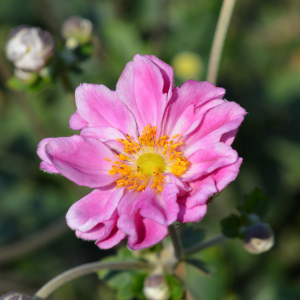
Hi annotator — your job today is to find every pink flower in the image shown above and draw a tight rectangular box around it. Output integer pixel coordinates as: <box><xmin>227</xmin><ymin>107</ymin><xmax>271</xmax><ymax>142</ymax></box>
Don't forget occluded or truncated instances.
<box><xmin>38</xmin><ymin>54</ymin><xmax>246</xmax><ymax>250</ymax></box>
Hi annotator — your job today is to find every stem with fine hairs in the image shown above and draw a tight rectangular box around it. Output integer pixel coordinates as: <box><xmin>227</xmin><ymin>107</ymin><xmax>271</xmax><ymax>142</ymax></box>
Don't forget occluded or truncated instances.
<box><xmin>206</xmin><ymin>0</ymin><xmax>236</xmax><ymax>84</ymax></box>
<box><xmin>33</xmin><ymin>261</ymin><xmax>154</xmax><ymax>300</ymax></box>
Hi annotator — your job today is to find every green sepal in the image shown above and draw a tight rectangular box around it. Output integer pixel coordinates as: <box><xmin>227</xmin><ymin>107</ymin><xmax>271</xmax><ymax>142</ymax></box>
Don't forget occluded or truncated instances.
<box><xmin>166</xmin><ymin>274</ymin><xmax>184</xmax><ymax>300</ymax></box>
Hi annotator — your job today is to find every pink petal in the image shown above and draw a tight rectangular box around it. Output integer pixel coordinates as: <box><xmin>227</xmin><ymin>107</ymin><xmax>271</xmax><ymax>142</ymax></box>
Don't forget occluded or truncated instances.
<box><xmin>177</xmin><ymin>202</ymin><xmax>207</xmax><ymax>223</ymax></box>
<box><xmin>165</xmin><ymin>173</ymin><xmax>191</xmax><ymax>196</ymax></box>
<box><xmin>134</xmin><ymin>184</ymin><xmax>179</xmax><ymax>226</ymax></box>
<box><xmin>69</xmin><ymin>111</ymin><xmax>88</xmax><ymax>130</ymax></box>
<box><xmin>116</xmin><ymin>54</ymin><xmax>168</xmax><ymax>136</ymax></box>
<box><xmin>181</xmin><ymin>142</ymin><xmax>238</xmax><ymax>181</ymax></box>
<box><xmin>117</xmin><ymin>192</ymin><xmax>168</xmax><ymax>250</ymax></box>
<box><xmin>183</xmin><ymin>102</ymin><xmax>246</xmax><ymax>157</ymax></box>
<box><xmin>145</xmin><ymin>55</ymin><xmax>174</xmax><ymax>100</ymax></box>
<box><xmin>66</xmin><ymin>186</ymin><xmax>124</xmax><ymax>232</ymax></box>
<box><xmin>75</xmin><ymin>223</ymin><xmax>106</xmax><ymax>241</ymax></box>
<box><xmin>212</xmin><ymin>157</ymin><xmax>243</xmax><ymax>191</ymax></box>
<box><xmin>81</xmin><ymin>127</ymin><xmax>126</xmax><ymax>141</ymax></box>
<box><xmin>96</xmin><ymin>227</ymin><xmax>126</xmax><ymax>249</ymax></box>
<box><xmin>74</xmin><ymin>83</ymin><xmax>137</xmax><ymax>139</ymax></box>
<box><xmin>163</xmin><ymin>80</ymin><xmax>225</xmax><ymax>136</ymax></box>
<box><xmin>45</xmin><ymin>135</ymin><xmax>118</xmax><ymax>188</ymax></box>
<box><xmin>179</xmin><ymin>175</ymin><xmax>217</xmax><ymax>209</ymax></box>
<box><xmin>37</xmin><ymin>138</ymin><xmax>59</xmax><ymax>173</ymax></box>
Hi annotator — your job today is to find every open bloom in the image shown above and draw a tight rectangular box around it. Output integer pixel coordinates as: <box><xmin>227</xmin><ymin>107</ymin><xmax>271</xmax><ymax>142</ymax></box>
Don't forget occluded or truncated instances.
<box><xmin>38</xmin><ymin>54</ymin><xmax>246</xmax><ymax>250</ymax></box>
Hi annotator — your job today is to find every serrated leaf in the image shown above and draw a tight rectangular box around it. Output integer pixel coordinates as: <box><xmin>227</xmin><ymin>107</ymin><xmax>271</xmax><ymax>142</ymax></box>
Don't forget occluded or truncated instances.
<box><xmin>244</xmin><ymin>189</ymin><xmax>269</xmax><ymax>218</ymax></box>
<box><xmin>185</xmin><ymin>259</ymin><xmax>212</xmax><ymax>276</ymax></box>
<box><xmin>166</xmin><ymin>274</ymin><xmax>184</xmax><ymax>300</ymax></box>
<box><xmin>221</xmin><ymin>214</ymin><xmax>241</xmax><ymax>238</ymax></box>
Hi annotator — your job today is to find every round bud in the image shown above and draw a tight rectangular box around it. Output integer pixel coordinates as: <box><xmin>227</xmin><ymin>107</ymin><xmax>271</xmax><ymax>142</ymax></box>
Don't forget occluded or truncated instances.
<box><xmin>0</xmin><ymin>292</ymin><xmax>33</xmax><ymax>300</ymax></box>
<box><xmin>244</xmin><ymin>222</ymin><xmax>275</xmax><ymax>254</ymax></box>
<box><xmin>61</xmin><ymin>16</ymin><xmax>93</xmax><ymax>49</ymax></box>
<box><xmin>143</xmin><ymin>275</ymin><xmax>170</xmax><ymax>300</ymax></box>
<box><xmin>5</xmin><ymin>26</ymin><xmax>55</xmax><ymax>72</ymax></box>
<box><xmin>172</xmin><ymin>51</ymin><xmax>203</xmax><ymax>81</ymax></box>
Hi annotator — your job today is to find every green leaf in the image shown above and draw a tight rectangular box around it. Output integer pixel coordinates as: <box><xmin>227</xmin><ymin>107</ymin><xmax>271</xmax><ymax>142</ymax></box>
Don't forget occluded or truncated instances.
<box><xmin>166</xmin><ymin>274</ymin><xmax>184</xmax><ymax>300</ymax></box>
<box><xmin>182</xmin><ymin>224</ymin><xmax>206</xmax><ymax>249</ymax></box>
<box><xmin>131</xmin><ymin>273</ymin><xmax>148</xmax><ymax>300</ymax></box>
<box><xmin>185</xmin><ymin>259</ymin><xmax>212</xmax><ymax>276</ymax></box>
<box><xmin>244</xmin><ymin>189</ymin><xmax>269</xmax><ymax>218</ymax></box>
<box><xmin>221</xmin><ymin>214</ymin><xmax>242</xmax><ymax>238</ymax></box>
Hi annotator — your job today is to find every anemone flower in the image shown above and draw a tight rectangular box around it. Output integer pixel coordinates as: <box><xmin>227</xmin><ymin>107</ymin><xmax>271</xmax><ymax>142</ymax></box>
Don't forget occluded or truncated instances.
<box><xmin>38</xmin><ymin>54</ymin><xmax>246</xmax><ymax>250</ymax></box>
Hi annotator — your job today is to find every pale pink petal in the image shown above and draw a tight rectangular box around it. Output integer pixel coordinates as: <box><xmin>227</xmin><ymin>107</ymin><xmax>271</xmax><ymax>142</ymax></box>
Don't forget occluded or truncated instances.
<box><xmin>180</xmin><ymin>175</ymin><xmax>217</xmax><ymax>209</ymax></box>
<box><xmin>177</xmin><ymin>202</ymin><xmax>207</xmax><ymax>223</ymax></box>
<box><xmin>40</xmin><ymin>161</ymin><xmax>59</xmax><ymax>173</ymax></box>
<box><xmin>183</xmin><ymin>102</ymin><xmax>246</xmax><ymax>157</ymax></box>
<box><xmin>37</xmin><ymin>138</ymin><xmax>59</xmax><ymax>173</ymax></box>
<box><xmin>66</xmin><ymin>186</ymin><xmax>124</xmax><ymax>232</ymax></box>
<box><xmin>145</xmin><ymin>55</ymin><xmax>174</xmax><ymax>100</ymax></box>
<box><xmin>117</xmin><ymin>192</ymin><xmax>169</xmax><ymax>250</ymax></box>
<box><xmin>163</xmin><ymin>80</ymin><xmax>225</xmax><ymax>136</ymax></box>
<box><xmin>181</xmin><ymin>143</ymin><xmax>238</xmax><ymax>181</ymax></box>
<box><xmin>81</xmin><ymin>127</ymin><xmax>126</xmax><ymax>141</ymax></box>
<box><xmin>45</xmin><ymin>135</ymin><xmax>118</xmax><ymax>188</ymax></box>
<box><xmin>96</xmin><ymin>227</ymin><xmax>126</xmax><ymax>249</ymax></box>
<box><xmin>69</xmin><ymin>111</ymin><xmax>88</xmax><ymax>130</ymax></box>
<box><xmin>165</xmin><ymin>173</ymin><xmax>191</xmax><ymax>196</ymax></box>
<box><xmin>75</xmin><ymin>83</ymin><xmax>137</xmax><ymax>138</ymax></box>
<box><xmin>117</xmin><ymin>54</ymin><xmax>167</xmax><ymax>135</ymax></box>
<box><xmin>212</xmin><ymin>157</ymin><xmax>243</xmax><ymax>191</ymax></box>
<box><xmin>135</xmin><ymin>184</ymin><xmax>179</xmax><ymax>226</ymax></box>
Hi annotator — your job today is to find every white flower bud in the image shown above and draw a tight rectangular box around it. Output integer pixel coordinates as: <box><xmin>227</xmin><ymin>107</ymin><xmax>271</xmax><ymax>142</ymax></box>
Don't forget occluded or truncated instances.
<box><xmin>244</xmin><ymin>222</ymin><xmax>275</xmax><ymax>254</ymax></box>
<box><xmin>143</xmin><ymin>275</ymin><xmax>170</xmax><ymax>300</ymax></box>
<box><xmin>62</xmin><ymin>16</ymin><xmax>93</xmax><ymax>49</ymax></box>
<box><xmin>5</xmin><ymin>26</ymin><xmax>55</xmax><ymax>72</ymax></box>
<box><xmin>0</xmin><ymin>292</ymin><xmax>33</xmax><ymax>300</ymax></box>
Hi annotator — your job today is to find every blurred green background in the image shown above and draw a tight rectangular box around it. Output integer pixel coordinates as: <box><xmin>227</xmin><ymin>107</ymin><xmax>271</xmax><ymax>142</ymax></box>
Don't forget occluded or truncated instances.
<box><xmin>0</xmin><ymin>0</ymin><xmax>300</xmax><ymax>299</ymax></box>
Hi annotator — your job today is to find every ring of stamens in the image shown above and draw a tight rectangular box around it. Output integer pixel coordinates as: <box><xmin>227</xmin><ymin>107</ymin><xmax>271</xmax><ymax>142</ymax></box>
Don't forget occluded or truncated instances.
<box><xmin>107</xmin><ymin>125</ymin><xmax>189</xmax><ymax>194</ymax></box>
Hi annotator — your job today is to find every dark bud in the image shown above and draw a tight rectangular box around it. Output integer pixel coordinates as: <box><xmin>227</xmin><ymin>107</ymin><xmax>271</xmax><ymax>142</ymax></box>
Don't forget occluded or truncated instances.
<box><xmin>244</xmin><ymin>222</ymin><xmax>275</xmax><ymax>254</ymax></box>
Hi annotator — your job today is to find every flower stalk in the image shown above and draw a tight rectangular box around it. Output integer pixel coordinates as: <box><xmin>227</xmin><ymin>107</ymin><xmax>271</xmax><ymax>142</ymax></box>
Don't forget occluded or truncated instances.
<box><xmin>33</xmin><ymin>261</ymin><xmax>154</xmax><ymax>300</ymax></box>
<box><xmin>206</xmin><ymin>0</ymin><xmax>236</xmax><ymax>84</ymax></box>
<box><xmin>168</xmin><ymin>224</ymin><xmax>183</xmax><ymax>260</ymax></box>
<box><xmin>184</xmin><ymin>233</ymin><xmax>227</xmax><ymax>256</ymax></box>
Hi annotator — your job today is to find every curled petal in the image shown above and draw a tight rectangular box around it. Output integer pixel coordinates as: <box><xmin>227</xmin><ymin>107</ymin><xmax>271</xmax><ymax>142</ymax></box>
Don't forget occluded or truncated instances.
<box><xmin>37</xmin><ymin>138</ymin><xmax>59</xmax><ymax>173</ymax></box>
<box><xmin>45</xmin><ymin>135</ymin><xmax>118</xmax><ymax>188</ymax></box>
<box><xmin>74</xmin><ymin>83</ymin><xmax>137</xmax><ymax>138</ymax></box>
<box><xmin>177</xmin><ymin>202</ymin><xmax>207</xmax><ymax>223</ymax></box>
<box><xmin>181</xmin><ymin>142</ymin><xmax>238</xmax><ymax>181</ymax></box>
<box><xmin>81</xmin><ymin>127</ymin><xmax>126</xmax><ymax>141</ymax></box>
<box><xmin>117</xmin><ymin>54</ymin><xmax>168</xmax><ymax>135</ymax></box>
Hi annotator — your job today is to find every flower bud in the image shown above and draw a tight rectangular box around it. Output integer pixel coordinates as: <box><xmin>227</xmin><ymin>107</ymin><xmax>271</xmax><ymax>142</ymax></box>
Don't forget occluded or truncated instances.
<box><xmin>143</xmin><ymin>275</ymin><xmax>170</xmax><ymax>300</ymax></box>
<box><xmin>172</xmin><ymin>51</ymin><xmax>203</xmax><ymax>81</ymax></box>
<box><xmin>5</xmin><ymin>26</ymin><xmax>55</xmax><ymax>72</ymax></box>
<box><xmin>61</xmin><ymin>16</ymin><xmax>93</xmax><ymax>49</ymax></box>
<box><xmin>244</xmin><ymin>222</ymin><xmax>275</xmax><ymax>254</ymax></box>
<box><xmin>0</xmin><ymin>292</ymin><xmax>33</xmax><ymax>300</ymax></box>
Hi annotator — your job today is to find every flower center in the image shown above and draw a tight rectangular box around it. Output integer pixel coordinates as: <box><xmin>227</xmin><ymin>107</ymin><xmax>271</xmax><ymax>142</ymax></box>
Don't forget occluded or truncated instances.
<box><xmin>107</xmin><ymin>125</ymin><xmax>189</xmax><ymax>193</ymax></box>
<box><xmin>137</xmin><ymin>153</ymin><xmax>165</xmax><ymax>176</ymax></box>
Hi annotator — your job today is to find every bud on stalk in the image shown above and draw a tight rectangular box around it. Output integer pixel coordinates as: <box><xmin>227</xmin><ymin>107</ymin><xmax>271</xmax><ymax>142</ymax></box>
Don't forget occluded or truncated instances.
<box><xmin>244</xmin><ymin>222</ymin><xmax>275</xmax><ymax>254</ymax></box>
<box><xmin>61</xmin><ymin>16</ymin><xmax>93</xmax><ymax>49</ymax></box>
<box><xmin>5</xmin><ymin>26</ymin><xmax>55</xmax><ymax>72</ymax></box>
<box><xmin>143</xmin><ymin>275</ymin><xmax>170</xmax><ymax>300</ymax></box>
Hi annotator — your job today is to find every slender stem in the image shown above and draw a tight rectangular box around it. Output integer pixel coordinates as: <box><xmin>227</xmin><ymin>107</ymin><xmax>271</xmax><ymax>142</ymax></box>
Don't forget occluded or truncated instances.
<box><xmin>206</xmin><ymin>0</ymin><xmax>236</xmax><ymax>84</ymax></box>
<box><xmin>0</xmin><ymin>218</ymin><xmax>68</xmax><ymax>266</ymax></box>
<box><xmin>33</xmin><ymin>261</ymin><xmax>154</xmax><ymax>300</ymax></box>
<box><xmin>184</xmin><ymin>233</ymin><xmax>227</xmax><ymax>256</ymax></box>
<box><xmin>168</xmin><ymin>224</ymin><xmax>183</xmax><ymax>260</ymax></box>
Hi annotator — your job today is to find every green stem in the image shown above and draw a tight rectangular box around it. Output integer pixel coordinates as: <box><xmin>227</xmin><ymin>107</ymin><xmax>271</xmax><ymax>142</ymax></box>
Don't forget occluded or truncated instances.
<box><xmin>33</xmin><ymin>261</ymin><xmax>154</xmax><ymax>300</ymax></box>
<box><xmin>184</xmin><ymin>233</ymin><xmax>227</xmax><ymax>256</ymax></box>
<box><xmin>206</xmin><ymin>0</ymin><xmax>236</xmax><ymax>84</ymax></box>
<box><xmin>168</xmin><ymin>224</ymin><xmax>183</xmax><ymax>260</ymax></box>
